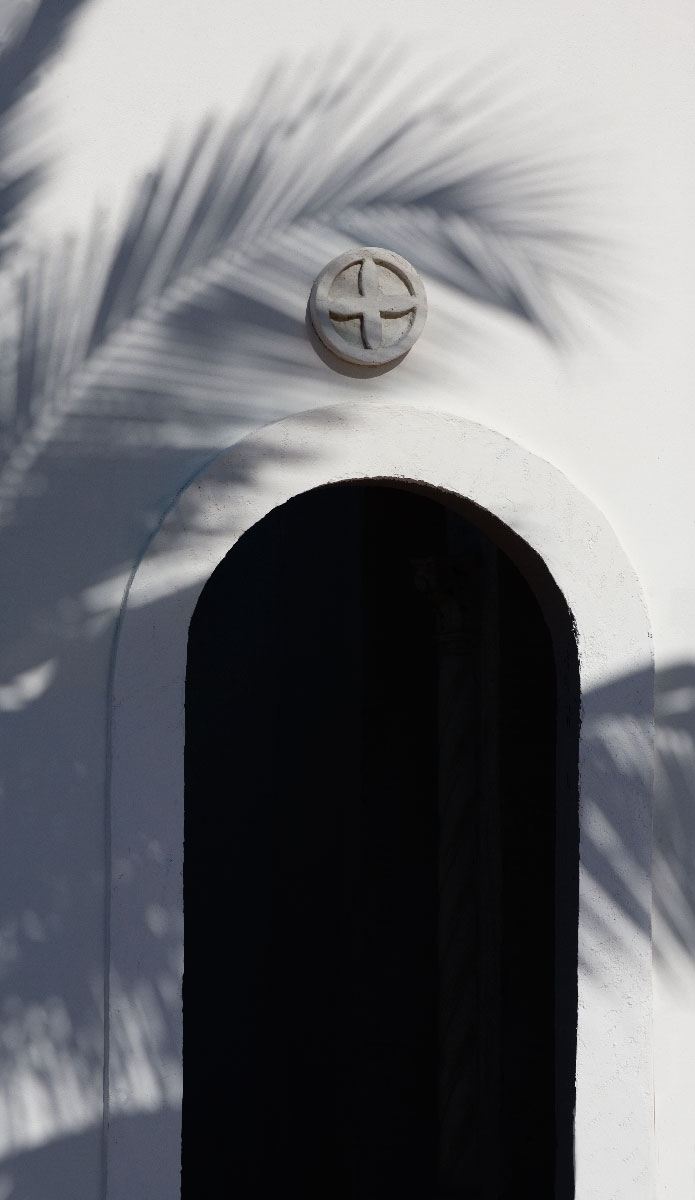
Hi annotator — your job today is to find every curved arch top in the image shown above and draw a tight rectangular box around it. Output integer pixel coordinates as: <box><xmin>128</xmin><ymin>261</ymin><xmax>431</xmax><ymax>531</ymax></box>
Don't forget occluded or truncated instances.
<box><xmin>108</xmin><ymin>402</ymin><xmax>654</xmax><ymax>1200</ymax></box>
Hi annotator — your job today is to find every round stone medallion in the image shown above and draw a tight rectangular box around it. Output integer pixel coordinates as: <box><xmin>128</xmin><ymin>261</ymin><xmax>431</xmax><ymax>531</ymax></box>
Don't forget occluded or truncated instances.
<box><xmin>309</xmin><ymin>247</ymin><xmax>427</xmax><ymax>366</ymax></box>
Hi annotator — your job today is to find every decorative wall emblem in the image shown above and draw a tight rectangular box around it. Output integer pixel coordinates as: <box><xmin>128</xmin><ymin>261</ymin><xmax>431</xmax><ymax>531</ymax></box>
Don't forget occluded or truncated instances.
<box><xmin>310</xmin><ymin>247</ymin><xmax>427</xmax><ymax>366</ymax></box>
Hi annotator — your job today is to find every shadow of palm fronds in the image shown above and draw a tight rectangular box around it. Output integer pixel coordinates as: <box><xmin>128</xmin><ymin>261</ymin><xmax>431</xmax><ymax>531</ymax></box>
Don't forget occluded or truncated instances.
<box><xmin>575</xmin><ymin>663</ymin><xmax>695</xmax><ymax>984</ymax></box>
<box><xmin>0</xmin><ymin>0</ymin><xmax>89</xmax><ymax>259</ymax></box>
<box><xmin>0</xmin><ymin>47</ymin><xmax>613</xmax><ymax>502</ymax></box>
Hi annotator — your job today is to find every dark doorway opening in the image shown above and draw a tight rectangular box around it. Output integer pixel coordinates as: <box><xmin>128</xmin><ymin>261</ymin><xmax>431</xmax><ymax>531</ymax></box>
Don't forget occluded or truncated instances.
<box><xmin>183</xmin><ymin>483</ymin><xmax>578</xmax><ymax>1198</ymax></box>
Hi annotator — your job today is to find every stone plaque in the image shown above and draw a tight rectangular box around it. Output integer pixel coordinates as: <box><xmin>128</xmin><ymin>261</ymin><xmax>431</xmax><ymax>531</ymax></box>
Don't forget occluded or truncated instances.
<box><xmin>310</xmin><ymin>247</ymin><xmax>427</xmax><ymax>366</ymax></box>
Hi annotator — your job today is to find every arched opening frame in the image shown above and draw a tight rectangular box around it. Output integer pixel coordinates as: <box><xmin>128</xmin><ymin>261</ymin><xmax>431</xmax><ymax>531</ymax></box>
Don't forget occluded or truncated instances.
<box><xmin>108</xmin><ymin>403</ymin><xmax>654</xmax><ymax>1200</ymax></box>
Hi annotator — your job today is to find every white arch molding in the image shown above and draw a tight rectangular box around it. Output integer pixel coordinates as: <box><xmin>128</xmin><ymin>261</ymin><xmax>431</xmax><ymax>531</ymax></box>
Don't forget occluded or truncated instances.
<box><xmin>107</xmin><ymin>402</ymin><xmax>655</xmax><ymax>1200</ymax></box>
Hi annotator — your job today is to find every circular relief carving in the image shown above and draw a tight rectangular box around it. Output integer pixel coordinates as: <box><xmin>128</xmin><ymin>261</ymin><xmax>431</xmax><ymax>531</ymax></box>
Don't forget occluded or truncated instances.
<box><xmin>309</xmin><ymin>247</ymin><xmax>427</xmax><ymax>367</ymax></box>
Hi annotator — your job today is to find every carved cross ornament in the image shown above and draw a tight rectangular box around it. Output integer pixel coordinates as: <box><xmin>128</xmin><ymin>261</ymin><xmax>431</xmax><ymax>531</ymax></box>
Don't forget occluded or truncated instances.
<box><xmin>310</xmin><ymin>247</ymin><xmax>427</xmax><ymax>366</ymax></box>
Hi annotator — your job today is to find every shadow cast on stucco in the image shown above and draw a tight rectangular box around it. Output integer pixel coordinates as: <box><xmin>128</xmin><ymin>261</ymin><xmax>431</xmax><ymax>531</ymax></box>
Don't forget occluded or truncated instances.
<box><xmin>576</xmin><ymin>664</ymin><xmax>695</xmax><ymax>976</ymax></box>
<box><xmin>0</xmin><ymin>36</ymin><xmax>661</xmax><ymax>1199</ymax></box>
<box><xmin>0</xmin><ymin>0</ymin><xmax>90</xmax><ymax>261</ymax></box>
<box><xmin>0</xmin><ymin>1109</ymin><xmax>179</xmax><ymax>1200</ymax></box>
<box><xmin>653</xmin><ymin>665</ymin><xmax>695</xmax><ymax>969</ymax></box>
<box><xmin>2</xmin><ymin>43</ymin><xmax>613</xmax><ymax>493</ymax></box>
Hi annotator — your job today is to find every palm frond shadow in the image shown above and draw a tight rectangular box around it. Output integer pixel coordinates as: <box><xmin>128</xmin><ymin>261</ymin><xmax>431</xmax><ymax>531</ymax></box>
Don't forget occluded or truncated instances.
<box><xmin>1</xmin><ymin>48</ymin><xmax>616</xmax><ymax>507</ymax></box>
<box><xmin>0</xmin><ymin>38</ymin><xmax>686</xmax><ymax>1191</ymax></box>
<box><xmin>0</xmin><ymin>0</ymin><xmax>90</xmax><ymax>258</ymax></box>
<box><xmin>578</xmin><ymin>664</ymin><xmax>695</xmax><ymax>986</ymax></box>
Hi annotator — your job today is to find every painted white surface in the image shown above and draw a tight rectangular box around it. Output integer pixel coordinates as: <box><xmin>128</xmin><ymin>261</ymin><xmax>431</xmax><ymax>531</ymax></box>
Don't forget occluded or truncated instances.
<box><xmin>110</xmin><ymin>404</ymin><xmax>654</xmax><ymax>1200</ymax></box>
<box><xmin>1</xmin><ymin>0</ymin><xmax>694</xmax><ymax>1196</ymax></box>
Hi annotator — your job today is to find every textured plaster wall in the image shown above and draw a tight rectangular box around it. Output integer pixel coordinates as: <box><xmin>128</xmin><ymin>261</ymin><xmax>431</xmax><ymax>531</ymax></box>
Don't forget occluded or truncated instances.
<box><xmin>1</xmin><ymin>1</ymin><xmax>694</xmax><ymax>1197</ymax></box>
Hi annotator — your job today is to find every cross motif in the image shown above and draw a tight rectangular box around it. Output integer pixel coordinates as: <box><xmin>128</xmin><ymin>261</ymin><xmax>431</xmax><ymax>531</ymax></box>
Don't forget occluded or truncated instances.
<box><xmin>310</xmin><ymin>246</ymin><xmax>427</xmax><ymax>366</ymax></box>
<box><xmin>328</xmin><ymin>255</ymin><xmax>418</xmax><ymax>350</ymax></box>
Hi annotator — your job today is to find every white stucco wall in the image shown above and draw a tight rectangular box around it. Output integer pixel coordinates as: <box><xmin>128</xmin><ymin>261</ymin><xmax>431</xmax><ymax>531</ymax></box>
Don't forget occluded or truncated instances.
<box><xmin>109</xmin><ymin>405</ymin><xmax>655</xmax><ymax>1199</ymax></box>
<box><xmin>1</xmin><ymin>1</ymin><xmax>694</xmax><ymax>1197</ymax></box>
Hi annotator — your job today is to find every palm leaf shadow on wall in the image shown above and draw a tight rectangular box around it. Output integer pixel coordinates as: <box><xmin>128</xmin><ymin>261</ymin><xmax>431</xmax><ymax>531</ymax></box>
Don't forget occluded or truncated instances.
<box><xmin>0</xmin><ymin>0</ymin><xmax>90</xmax><ymax>262</ymax></box>
<box><xmin>0</xmin><ymin>45</ymin><xmax>614</xmax><ymax>512</ymax></box>
<box><xmin>3</xmin><ymin>34</ymin><xmax>679</xmax><ymax>1191</ymax></box>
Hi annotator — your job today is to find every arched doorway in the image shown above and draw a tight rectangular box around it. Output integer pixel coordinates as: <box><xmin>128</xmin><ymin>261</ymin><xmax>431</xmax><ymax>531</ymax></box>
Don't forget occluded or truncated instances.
<box><xmin>108</xmin><ymin>402</ymin><xmax>654</xmax><ymax>1199</ymax></box>
<box><xmin>183</xmin><ymin>481</ymin><xmax>579</xmax><ymax>1197</ymax></box>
